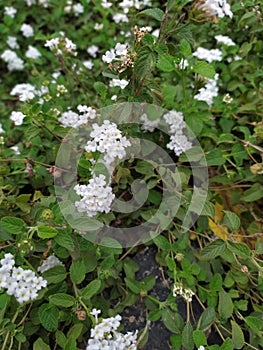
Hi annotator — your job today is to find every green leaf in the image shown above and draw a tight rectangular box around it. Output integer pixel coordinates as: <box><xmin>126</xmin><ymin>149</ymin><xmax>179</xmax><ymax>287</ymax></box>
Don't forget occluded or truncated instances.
<box><xmin>54</xmin><ymin>231</ymin><xmax>75</xmax><ymax>251</ymax></box>
<box><xmin>220</xmin><ymin>338</ymin><xmax>233</xmax><ymax>350</ymax></box>
<box><xmin>55</xmin><ymin>331</ymin><xmax>67</xmax><ymax>347</ymax></box>
<box><xmin>151</xmin><ymin>233</ymin><xmax>171</xmax><ymax>250</ymax></box>
<box><xmin>193</xmin><ymin>330</ymin><xmax>207</xmax><ymax>348</ymax></box>
<box><xmin>201</xmin><ymin>239</ymin><xmax>226</xmax><ymax>260</ymax></box>
<box><xmin>94</xmin><ymin>82</ymin><xmax>107</xmax><ymax>98</ymax></box>
<box><xmin>218</xmin><ymin>289</ymin><xmax>233</xmax><ymax>319</ymax></box>
<box><xmin>137</xmin><ymin>8</ymin><xmax>164</xmax><ymax>21</ymax></box>
<box><xmin>49</xmin><ymin>293</ymin><xmax>75</xmax><ymax>307</ymax></box>
<box><xmin>37</xmin><ymin>225</ymin><xmax>57</xmax><ymax>239</ymax></box>
<box><xmin>67</xmin><ymin>323</ymin><xmax>83</xmax><ymax>339</ymax></box>
<box><xmin>180</xmin><ymin>39</ymin><xmax>192</xmax><ymax>57</ymax></box>
<box><xmin>134</xmin><ymin>46</ymin><xmax>156</xmax><ymax>82</ymax></box>
<box><xmin>162</xmin><ymin>309</ymin><xmax>184</xmax><ymax>333</ymax></box>
<box><xmin>148</xmin><ymin>309</ymin><xmax>162</xmax><ymax>321</ymax></box>
<box><xmin>38</xmin><ymin>303</ymin><xmax>59</xmax><ymax>332</ymax></box>
<box><xmin>244</xmin><ymin>316</ymin><xmax>263</xmax><ymax>336</ymax></box>
<box><xmin>157</xmin><ymin>55</ymin><xmax>175</xmax><ymax>72</ymax></box>
<box><xmin>33</xmin><ymin>338</ymin><xmax>51</xmax><ymax>350</ymax></box>
<box><xmin>71</xmin><ymin>217</ymin><xmax>103</xmax><ymax>231</ymax></box>
<box><xmin>193</xmin><ymin>61</ymin><xmax>216</xmax><ymax>79</ymax></box>
<box><xmin>241</xmin><ymin>183</ymin><xmax>263</xmax><ymax>202</ymax></box>
<box><xmin>182</xmin><ymin>322</ymin><xmax>194</xmax><ymax>350</ymax></box>
<box><xmin>42</xmin><ymin>265</ymin><xmax>67</xmax><ymax>284</ymax></box>
<box><xmin>227</xmin><ymin>241</ymin><xmax>252</xmax><ymax>258</ymax></box>
<box><xmin>201</xmin><ymin>202</ymin><xmax>215</xmax><ymax>217</ymax></box>
<box><xmin>125</xmin><ymin>277</ymin><xmax>141</xmax><ymax>294</ymax></box>
<box><xmin>206</xmin><ymin>149</ymin><xmax>225</xmax><ymax>166</ymax></box>
<box><xmin>197</xmin><ymin>307</ymin><xmax>216</xmax><ymax>331</ymax></box>
<box><xmin>221</xmin><ymin>211</ymin><xmax>240</xmax><ymax>231</ymax></box>
<box><xmin>81</xmin><ymin>279</ymin><xmax>101</xmax><ymax>299</ymax></box>
<box><xmin>70</xmin><ymin>259</ymin><xmax>86</xmax><ymax>284</ymax></box>
<box><xmin>1</xmin><ymin>217</ymin><xmax>25</xmax><ymax>234</ymax></box>
<box><xmin>231</xmin><ymin>320</ymin><xmax>244</xmax><ymax>349</ymax></box>
<box><xmin>209</xmin><ymin>273</ymin><xmax>223</xmax><ymax>291</ymax></box>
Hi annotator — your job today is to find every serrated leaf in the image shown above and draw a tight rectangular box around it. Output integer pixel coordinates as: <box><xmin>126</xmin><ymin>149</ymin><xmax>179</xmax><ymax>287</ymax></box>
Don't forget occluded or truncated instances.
<box><xmin>38</xmin><ymin>304</ymin><xmax>59</xmax><ymax>332</ymax></box>
<box><xmin>125</xmin><ymin>277</ymin><xmax>141</xmax><ymax>294</ymax></box>
<box><xmin>218</xmin><ymin>289</ymin><xmax>233</xmax><ymax>319</ymax></box>
<box><xmin>37</xmin><ymin>225</ymin><xmax>57</xmax><ymax>239</ymax></box>
<box><xmin>231</xmin><ymin>320</ymin><xmax>244</xmax><ymax>349</ymax></box>
<box><xmin>54</xmin><ymin>231</ymin><xmax>75</xmax><ymax>251</ymax></box>
<box><xmin>201</xmin><ymin>239</ymin><xmax>226</xmax><ymax>260</ymax></box>
<box><xmin>221</xmin><ymin>211</ymin><xmax>240</xmax><ymax>231</ymax></box>
<box><xmin>244</xmin><ymin>316</ymin><xmax>263</xmax><ymax>336</ymax></box>
<box><xmin>193</xmin><ymin>61</ymin><xmax>216</xmax><ymax>79</ymax></box>
<box><xmin>94</xmin><ymin>81</ymin><xmax>107</xmax><ymax>98</ymax></box>
<box><xmin>67</xmin><ymin>323</ymin><xmax>83</xmax><ymax>339</ymax></box>
<box><xmin>70</xmin><ymin>259</ymin><xmax>86</xmax><ymax>284</ymax></box>
<box><xmin>182</xmin><ymin>322</ymin><xmax>194</xmax><ymax>350</ymax></box>
<box><xmin>81</xmin><ymin>279</ymin><xmax>101</xmax><ymax>299</ymax></box>
<box><xmin>241</xmin><ymin>183</ymin><xmax>263</xmax><ymax>202</ymax></box>
<box><xmin>137</xmin><ymin>8</ymin><xmax>164</xmax><ymax>21</ymax></box>
<box><xmin>227</xmin><ymin>241</ymin><xmax>252</xmax><ymax>258</ymax></box>
<box><xmin>151</xmin><ymin>232</ymin><xmax>171</xmax><ymax>250</ymax></box>
<box><xmin>220</xmin><ymin>338</ymin><xmax>233</xmax><ymax>350</ymax></box>
<box><xmin>180</xmin><ymin>39</ymin><xmax>191</xmax><ymax>57</ymax></box>
<box><xmin>134</xmin><ymin>46</ymin><xmax>156</xmax><ymax>82</ymax></box>
<box><xmin>197</xmin><ymin>307</ymin><xmax>216</xmax><ymax>331</ymax></box>
<box><xmin>1</xmin><ymin>217</ymin><xmax>25</xmax><ymax>234</ymax></box>
<box><xmin>49</xmin><ymin>293</ymin><xmax>75</xmax><ymax>307</ymax></box>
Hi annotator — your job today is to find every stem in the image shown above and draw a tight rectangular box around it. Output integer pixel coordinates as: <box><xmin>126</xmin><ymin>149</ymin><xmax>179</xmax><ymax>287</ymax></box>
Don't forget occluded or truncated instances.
<box><xmin>186</xmin><ymin>301</ymin><xmax>190</xmax><ymax>323</ymax></box>
<box><xmin>1</xmin><ymin>311</ymin><xmax>19</xmax><ymax>350</ymax></box>
<box><xmin>136</xmin><ymin>320</ymin><xmax>151</xmax><ymax>346</ymax></box>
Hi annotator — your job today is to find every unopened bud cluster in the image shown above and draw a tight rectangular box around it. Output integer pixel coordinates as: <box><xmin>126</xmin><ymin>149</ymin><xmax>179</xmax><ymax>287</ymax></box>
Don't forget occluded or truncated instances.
<box><xmin>173</xmin><ymin>282</ymin><xmax>195</xmax><ymax>302</ymax></box>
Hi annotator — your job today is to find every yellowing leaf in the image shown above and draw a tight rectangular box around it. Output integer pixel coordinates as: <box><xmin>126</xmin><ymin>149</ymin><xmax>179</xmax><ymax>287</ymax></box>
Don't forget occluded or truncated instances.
<box><xmin>208</xmin><ymin>202</ymin><xmax>228</xmax><ymax>240</ymax></box>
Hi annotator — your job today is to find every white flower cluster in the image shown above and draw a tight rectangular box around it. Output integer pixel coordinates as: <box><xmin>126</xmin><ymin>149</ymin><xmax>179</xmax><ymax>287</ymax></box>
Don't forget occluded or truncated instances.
<box><xmin>24</xmin><ymin>0</ymin><xmax>50</xmax><ymax>6</ymax></box>
<box><xmin>163</xmin><ymin>110</ymin><xmax>192</xmax><ymax>156</ymax></box>
<box><xmin>10</xmin><ymin>111</ymin><xmax>26</xmax><ymax>126</ymax></box>
<box><xmin>37</xmin><ymin>255</ymin><xmax>64</xmax><ymax>273</ymax></box>
<box><xmin>140</xmin><ymin>113</ymin><xmax>159</xmax><ymax>132</ymax></box>
<box><xmin>119</xmin><ymin>0</ymin><xmax>152</xmax><ymax>13</ymax></box>
<box><xmin>7</xmin><ymin>36</ymin><xmax>19</xmax><ymax>49</ymax></box>
<box><xmin>58</xmin><ymin>105</ymin><xmax>96</xmax><ymax>128</ymax></box>
<box><xmin>86</xmin><ymin>309</ymin><xmax>138</xmax><ymax>350</ymax></box>
<box><xmin>4</xmin><ymin>6</ymin><xmax>17</xmax><ymax>18</ymax></box>
<box><xmin>109</xmin><ymin>78</ymin><xmax>129</xmax><ymax>90</ymax></box>
<box><xmin>64</xmin><ymin>1</ymin><xmax>84</xmax><ymax>16</ymax></box>
<box><xmin>215</xmin><ymin>34</ymin><xmax>235</xmax><ymax>46</ymax></box>
<box><xmin>193</xmin><ymin>47</ymin><xmax>222</xmax><ymax>63</ymax></box>
<box><xmin>85</xmin><ymin>120</ymin><xmax>131</xmax><ymax>166</ymax></box>
<box><xmin>0</xmin><ymin>253</ymin><xmax>47</xmax><ymax>304</ymax></box>
<box><xmin>1</xmin><ymin>50</ymin><xmax>24</xmax><ymax>71</ymax></box>
<box><xmin>194</xmin><ymin>73</ymin><xmax>219</xmax><ymax>107</ymax></box>
<box><xmin>87</xmin><ymin>45</ymin><xmax>99</xmax><ymax>58</ymax></box>
<box><xmin>10</xmin><ymin>83</ymin><xmax>48</xmax><ymax>102</ymax></box>
<box><xmin>45</xmin><ymin>36</ymin><xmax>77</xmax><ymax>56</ymax></box>
<box><xmin>173</xmin><ymin>282</ymin><xmax>195</xmax><ymax>302</ymax></box>
<box><xmin>102</xmin><ymin>43</ymin><xmax>128</xmax><ymax>64</ymax></box>
<box><xmin>75</xmin><ymin>175</ymin><xmax>115</xmax><ymax>217</ymax></box>
<box><xmin>198</xmin><ymin>0</ymin><xmax>233</xmax><ymax>19</ymax></box>
<box><xmin>21</xmin><ymin>23</ymin><xmax>34</xmax><ymax>38</ymax></box>
<box><xmin>26</xmin><ymin>45</ymin><xmax>42</xmax><ymax>59</ymax></box>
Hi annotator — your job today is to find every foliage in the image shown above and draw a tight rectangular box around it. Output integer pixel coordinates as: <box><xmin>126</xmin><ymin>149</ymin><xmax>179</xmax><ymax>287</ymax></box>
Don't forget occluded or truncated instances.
<box><xmin>0</xmin><ymin>0</ymin><xmax>263</xmax><ymax>349</ymax></box>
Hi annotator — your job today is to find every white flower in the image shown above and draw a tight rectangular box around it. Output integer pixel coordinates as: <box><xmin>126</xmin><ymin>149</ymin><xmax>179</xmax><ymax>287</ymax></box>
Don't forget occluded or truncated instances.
<box><xmin>21</xmin><ymin>23</ymin><xmax>34</xmax><ymax>37</ymax></box>
<box><xmin>87</xmin><ymin>45</ymin><xmax>99</xmax><ymax>58</ymax></box>
<box><xmin>194</xmin><ymin>73</ymin><xmax>219</xmax><ymax>107</ymax></box>
<box><xmin>115</xmin><ymin>43</ymin><xmax>128</xmax><ymax>56</ymax></box>
<box><xmin>10</xmin><ymin>145</ymin><xmax>20</xmax><ymax>155</ymax></box>
<box><xmin>198</xmin><ymin>0</ymin><xmax>233</xmax><ymax>19</ymax></box>
<box><xmin>140</xmin><ymin>113</ymin><xmax>159</xmax><ymax>132</ymax></box>
<box><xmin>1</xmin><ymin>50</ymin><xmax>24</xmax><ymax>71</ymax></box>
<box><xmin>112</xmin><ymin>13</ymin><xmax>129</xmax><ymax>24</ymax></box>
<box><xmin>215</xmin><ymin>35</ymin><xmax>235</xmax><ymax>46</ymax></box>
<box><xmin>83</xmin><ymin>60</ymin><xmax>94</xmax><ymax>70</ymax></box>
<box><xmin>102</xmin><ymin>49</ymin><xmax>116</xmax><ymax>63</ymax></box>
<box><xmin>173</xmin><ymin>282</ymin><xmax>195</xmax><ymax>302</ymax></box>
<box><xmin>37</xmin><ymin>255</ymin><xmax>64</xmax><ymax>273</ymax></box>
<box><xmin>94</xmin><ymin>23</ymin><xmax>104</xmax><ymax>31</ymax></box>
<box><xmin>73</xmin><ymin>3</ymin><xmax>84</xmax><ymax>15</ymax></box>
<box><xmin>10</xmin><ymin>111</ymin><xmax>26</xmax><ymax>126</ymax></box>
<box><xmin>193</xmin><ymin>47</ymin><xmax>222</xmax><ymax>63</ymax></box>
<box><xmin>74</xmin><ymin>174</ymin><xmax>115</xmax><ymax>217</ymax></box>
<box><xmin>101</xmin><ymin>0</ymin><xmax>112</xmax><ymax>8</ymax></box>
<box><xmin>223</xmin><ymin>93</ymin><xmax>233</xmax><ymax>104</ymax></box>
<box><xmin>4</xmin><ymin>6</ymin><xmax>17</xmax><ymax>18</ymax></box>
<box><xmin>10</xmin><ymin>83</ymin><xmax>36</xmax><ymax>102</ymax></box>
<box><xmin>0</xmin><ymin>123</ymin><xmax>4</xmax><ymax>134</ymax></box>
<box><xmin>25</xmin><ymin>45</ymin><xmax>42</xmax><ymax>59</ymax></box>
<box><xmin>7</xmin><ymin>36</ymin><xmax>19</xmax><ymax>49</ymax></box>
<box><xmin>0</xmin><ymin>253</ymin><xmax>47</xmax><ymax>304</ymax></box>
<box><xmin>109</xmin><ymin>79</ymin><xmax>129</xmax><ymax>90</ymax></box>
